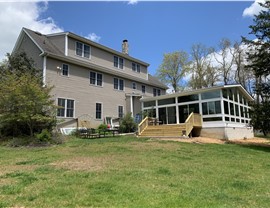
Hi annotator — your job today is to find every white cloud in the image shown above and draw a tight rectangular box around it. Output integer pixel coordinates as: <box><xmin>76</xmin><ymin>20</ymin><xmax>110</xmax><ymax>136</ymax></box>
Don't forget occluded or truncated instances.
<box><xmin>85</xmin><ymin>33</ymin><xmax>101</xmax><ymax>43</ymax></box>
<box><xmin>0</xmin><ymin>1</ymin><xmax>63</xmax><ymax>61</ymax></box>
<box><xmin>128</xmin><ymin>0</ymin><xmax>138</xmax><ymax>5</ymax></box>
<box><xmin>242</xmin><ymin>0</ymin><xmax>266</xmax><ymax>17</ymax></box>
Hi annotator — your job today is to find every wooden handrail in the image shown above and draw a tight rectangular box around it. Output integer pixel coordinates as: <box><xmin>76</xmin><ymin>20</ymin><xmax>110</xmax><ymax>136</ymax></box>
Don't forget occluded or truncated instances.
<box><xmin>184</xmin><ymin>113</ymin><xmax>202</xmax><ymax>137</ymax></box>
<box><xmin>138</xmin><ymin>116</ymin><xmax>149</xmax><ymax>136</ymax></box>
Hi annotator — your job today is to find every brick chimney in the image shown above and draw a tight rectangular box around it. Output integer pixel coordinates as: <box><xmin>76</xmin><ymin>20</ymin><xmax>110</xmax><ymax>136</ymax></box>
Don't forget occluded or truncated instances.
<box><xmin>122</xmin><ymin>39</ymin><xmax>129</xmax><ymax>54</ymax></box>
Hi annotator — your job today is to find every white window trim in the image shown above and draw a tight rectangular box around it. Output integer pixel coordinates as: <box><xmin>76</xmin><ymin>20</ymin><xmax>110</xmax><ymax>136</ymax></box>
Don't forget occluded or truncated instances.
<box><xmin>132</xmin><ymin>82</ymin><xmax>137</xmax><ymax>90</ymax></box>
<box><xmin>61</xmin><ymin>63</ymin><xmax>69</xmax><ymax>77</ymax></box>
<box><xmin>114</xmin><ymin>55</ymin><xmax>124</xmax><ymax>69</ymax></box>
<box><xmin>89</xmin><ymin>71</ymin><xmax>103</xmax><ymax>87</ymax></box>
<box><xmin>75</xmin><ymin>41</ymin><xmax>91</xmax><ymax>59</ymax></box>
<box><xmin>132</xmin><ymin>62</ymin><xmax>141</xmax><ymax>73</ymax></box>
<box><xmin>95</xmin><ymin>102</ymin><xmax>103</xmax><ymax>120</ymax></box>
<box><xmin>142</xmin><ymin>85</ymin><xmax>146</xmax><ymax>94</ymax></box>
<box><xmin>118</xmin><ymin>105</ymin><xmax>124</xmax><ymax>118</ymax></box>
<box><xmin>57</xmin><ymin>97</ymin><xmax>75</xmax><ymax>118</ymax></box>
<box><xmin>114</xmin><ymin>77</ymin><xmax>125</xmax><ymax>91</ymax></box>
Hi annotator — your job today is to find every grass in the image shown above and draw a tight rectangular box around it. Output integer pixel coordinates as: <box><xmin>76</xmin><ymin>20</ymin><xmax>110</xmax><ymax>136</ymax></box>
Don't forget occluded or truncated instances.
<box><xmin>0</xmin><ymin>136</ymin><xmax>270</xmax><ymax>207</ymax></box>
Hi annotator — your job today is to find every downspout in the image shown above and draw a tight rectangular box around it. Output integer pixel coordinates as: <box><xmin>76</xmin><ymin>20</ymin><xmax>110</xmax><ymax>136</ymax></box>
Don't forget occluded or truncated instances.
<box><xmin>40</xmin><ymin>52</ymin><xmax>47</xmax><ymax>86</ymax></box>
<box><xmin>65</xmin><ymin>34</ymin><xmax>68</xmax><ymax>56</ymax></box>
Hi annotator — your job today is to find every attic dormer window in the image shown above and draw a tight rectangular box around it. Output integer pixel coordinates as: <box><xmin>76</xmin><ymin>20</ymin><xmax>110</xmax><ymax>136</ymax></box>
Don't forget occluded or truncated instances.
<box><xmin>76</xmin><ymin>42</ymin><xmax>90</xmax><ymax>58</ymax></box>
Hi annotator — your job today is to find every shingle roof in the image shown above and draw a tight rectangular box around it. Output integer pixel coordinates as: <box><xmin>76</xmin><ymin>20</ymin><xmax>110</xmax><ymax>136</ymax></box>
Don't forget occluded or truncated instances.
<box><xmin>23</xmin><ymin>28</ymin><xmax>63</xmax><ymax>56</ymax></box>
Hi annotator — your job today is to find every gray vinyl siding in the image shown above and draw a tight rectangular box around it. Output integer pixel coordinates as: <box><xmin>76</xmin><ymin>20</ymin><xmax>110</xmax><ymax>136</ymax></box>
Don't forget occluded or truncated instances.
<box><xmin>46</xmin><ymin>58</ymin><xmax>156</xmax><ymax>127</ymax></box>
<box><xmin>17</xmin><ymin>34</ymin><xmax>43</xmax><ymax>69</ymax></box>
<box><xmin>47</xmin><ymin>35</ymin><xmax>66</xmax><ymax>54</ymax></box>
<box><xmin>68</xmin><ymin>37</ymin><xmax>148</xmax><ymax>80</ymax></box>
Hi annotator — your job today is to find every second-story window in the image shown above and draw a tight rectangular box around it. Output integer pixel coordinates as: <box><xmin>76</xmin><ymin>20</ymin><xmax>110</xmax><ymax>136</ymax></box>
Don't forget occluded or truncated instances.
<box><xmin>142</xmin><ymin>85</ymin><xmax>146</xmax><ymax>94</ymax></box>
<box><xmin>114</xmin><ymin>78</ymin><xmax>124</xmax><ymax>91</ymax></box>
<box><xmin>76</xmin><ymin>42</ymin><xmax>90</xmax><ymax>58</ymax></box>
<box><xmin>62</xmin><ymin>64</ymin><xmax>69</xmax><ymax>76</ymax></box>
<box><xmin>90</xmin><ymin>71</ymin><xmax>103</xmax><ymax>86</ymax></box>
<box><xmin>114</xmin><ymin>56</ymin><xmax>124</xmax><ymax>69</ymax></box>
<box><xmin>132</xmin><ymin>63</ymin><xmax>140</xmax><ymax>73</ymax></box>
<box><xmin>153</xmin><ymin>88</ymin><xmax>161</xmax><ymax>97</ymax></box>
<box><xmin>132</xmin><ymin>82</ymin><xmax>137</xmax><ymax>90</ymax></box>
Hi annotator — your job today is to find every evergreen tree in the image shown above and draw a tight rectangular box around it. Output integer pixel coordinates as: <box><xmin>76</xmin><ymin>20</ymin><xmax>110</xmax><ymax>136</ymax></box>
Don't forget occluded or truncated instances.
<box><xmin>242</xmin><ymin>1</ymin><xmax>270</xmax><ymax>135</ymax></box>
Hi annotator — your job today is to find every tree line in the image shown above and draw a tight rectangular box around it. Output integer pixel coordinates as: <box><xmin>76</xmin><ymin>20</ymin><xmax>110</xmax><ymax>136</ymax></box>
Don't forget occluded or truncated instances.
<box><xmin>157</xmin><ymin>39</ymin><xmax>254</xmax><ymax>95</ymax></box>
<box><xmin>157</xmin><ymin>1</ymin><xmax>270</xmax><ymax>135</ymax></box>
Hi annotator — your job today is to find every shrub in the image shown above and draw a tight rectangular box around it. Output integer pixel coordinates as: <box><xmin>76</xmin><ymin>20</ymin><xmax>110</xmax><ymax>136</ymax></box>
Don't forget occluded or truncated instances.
<box><xmin>36</xmin><ymin>129</ymin><xmax>51</xmax><ymax>142</ymax></box>
<box><xmin>98</xmin><ymin>124</ymin><xmax>108</xmax><ymax>131</ymax></box>
<box><xmin>119</xmin><ymin>113</ymin><xmax>137</xmax><ymax>133</ymax></box>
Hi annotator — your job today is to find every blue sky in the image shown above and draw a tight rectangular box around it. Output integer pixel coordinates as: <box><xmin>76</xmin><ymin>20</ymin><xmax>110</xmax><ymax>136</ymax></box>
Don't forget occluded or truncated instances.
<box><xmin>0</xmin><ymin>1</ymin><xmax>263</xmax><ymax>76</ymax></box>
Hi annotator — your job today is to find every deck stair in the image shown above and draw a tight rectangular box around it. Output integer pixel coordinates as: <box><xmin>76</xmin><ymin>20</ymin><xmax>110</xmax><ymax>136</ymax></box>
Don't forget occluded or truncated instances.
<box><xmin>138</xmin><ymin>113</ymin><xmax>202</xmax><ymax>138</ymax></box>
<box><xmin>140</xmin><ymin>124</ymin><xmax>186</xmax><ymax>137</ymax></box>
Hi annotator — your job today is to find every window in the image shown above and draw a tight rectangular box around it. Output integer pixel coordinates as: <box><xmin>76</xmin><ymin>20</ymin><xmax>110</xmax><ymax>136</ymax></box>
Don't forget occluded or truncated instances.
<box><xmin>224</xmin><ymin>101</ymin><xmax>229</xmax><ymax>114</ymax></box>
<box><xmin>66</xmin><ymin>99</ymin><xmax>74</xmax><ymax>117</ymax></box>
<box><xmin>96</xmin><ymin>103</ymin><xmax>102</xmax><ymax>119</ymax></box>
<box><xmin>62</xmin><ymin>64</ymin><xmax>69</xmax><ymax>76</ymax></box>
<box><xmin>222</xmin><ymin>89</ymin><xmax>228</xmax><ymax>99</ymax></box>
<box><xmin>202</xmin><ymin>101</ymin><xmax>221</xmax><ymax>115</ymax></box>
<box><xmin>76</xmin><ymin>42</ymin><xmax>90</xmax><ymax>58</ymax></box>
<box><xmin>158</xmin><ymin>98</ymin><xmax>175</xmax><ymax>106</ymax></box>
<box><xmin>142</xmin><ymin>85</ymin><xmax>146</xmax><ymax>94</ymax></box>
<box><xmin>132</xmin><ymin>82</ymin><xmax>137</xmax><ymax>90</ymax></box>
<box><xmin>57</xmin><ymin>98</ymin><xmax>74</xmax><ymax>118</ymax></box>
<box><xmin>90</xmin><ymin>71</ymin><xmax>102</xmax><ymax>86</ymax></box>
<box><xmin>143</xmin><ymin>101</ymin><xmax>155</xmax><ymax>108</ymax></box>
<box><xmin>153</xmin><ymin>88</ymin><xmax>161</xmax><ymax>97</ymax></box>
<box><xmin>114</xmin><ymin>78</ymin><xmax>124</xmax><ymax>91</ymax></box>
<box><xmin>235</xmin><ymin>104</ymin><xmax>239</xmax><ymax>116</ymax></box>
<box><xmin>114</xmin><ymin>56</ymin><xmax>124</xmax><ymax>69</ymax></box>
<box><xmin>230</xmin><ymin>102</ymin><xmax>234</xmax><ymax>116</ymax></box>
<box><xmin>201</xmin><ymin>90</ymin><xmax>220</xmax><ymax>100</ymax></box>
<box><xmin>118</xmin><ymin>106</ymin><xmax>124</xmax><ymax>118</ymax></box>
<box><xmin>132</xmin><ymin>63</ymin><xmax>140</xmax><ymax>73</ymax></box>
<box><xmin>203</xmin><ymin>117</ymin><xmax>222</xmax><ymax>122</ymax></box>
<box><xmin>178</xmin><ymin>94</ymin><xmax>199</xmax><ymax>103</ymax></box>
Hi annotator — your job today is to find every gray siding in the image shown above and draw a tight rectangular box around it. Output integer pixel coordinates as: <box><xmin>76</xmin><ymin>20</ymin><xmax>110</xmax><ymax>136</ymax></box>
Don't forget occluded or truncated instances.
<box><xmin>18</xmin><ymin>34</ymin><xmax>43</xmax><ymax>69</ymax></box>
<box><xmin>48</xmin><ymin>35</ymin><xmax>66</xmax><ymax>54</ymax></box>
<box><xmin>68</xmin><ymin>37</ymin><xmax>148</xmax><ymax>80</ymax></box>
<box><xmin>46</xmin><ymin>58</ymin><xmax>158</xmax><ymax>128</ymax></box>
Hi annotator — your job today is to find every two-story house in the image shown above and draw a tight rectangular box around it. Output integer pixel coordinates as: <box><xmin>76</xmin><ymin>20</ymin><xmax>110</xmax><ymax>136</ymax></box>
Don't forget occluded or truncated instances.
<box><xmin>13</xmin><ymin>28</ymin><xmax>167</xmax><ymax>129</ymax></box>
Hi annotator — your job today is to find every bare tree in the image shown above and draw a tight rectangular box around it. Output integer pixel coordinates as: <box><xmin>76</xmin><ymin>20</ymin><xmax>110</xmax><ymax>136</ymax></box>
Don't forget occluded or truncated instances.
<box><xmin>189</xmin><ymin>43</ymin><xmax>219</xmax><ymax>89</ymax></box>
<box><xmin>213</xmin><ymin>38</ymin><xmax>235</xmax><ymax>85</ymax></box>
<box><xmin>233</xmin><ymin>42</ymin><xmax>255</xmax><ymax>95</ymax></box>
<box><xmin>156</xmin><ymin>51</ymin><xmax>190</xmax><ymax>92</ymax></box>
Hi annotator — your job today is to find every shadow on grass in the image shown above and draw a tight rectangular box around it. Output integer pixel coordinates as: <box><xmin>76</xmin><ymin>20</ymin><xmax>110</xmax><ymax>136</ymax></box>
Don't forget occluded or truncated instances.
<box><xmin>227</xmin><ymin>141</ymin><xmax>270</xmax><ymax>153</ymax></box>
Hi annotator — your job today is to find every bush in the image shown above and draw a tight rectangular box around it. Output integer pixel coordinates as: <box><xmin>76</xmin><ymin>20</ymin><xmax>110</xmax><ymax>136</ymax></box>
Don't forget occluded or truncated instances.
<box><xmin>36</xmin><ymin>129</ymin><xmax>51</xmax><ymax>142</ymax></box>
<box><xmin>98</xmin><ymin>124</ymin><xmax>108</xmax><ymax>131</ymax></box>
<box><xmin>119</xmin><ymin>113</ymin><xmax>137</xmax><ymax>133</ymax></box>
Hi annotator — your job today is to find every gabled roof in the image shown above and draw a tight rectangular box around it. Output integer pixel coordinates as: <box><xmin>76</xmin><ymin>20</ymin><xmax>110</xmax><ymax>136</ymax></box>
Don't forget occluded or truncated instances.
<box><xmin>141</xmin><ymin>84</ymin><xmax>254</xmax><ymax>102</ymax></box>
<box><xmin>13</xmin><ymin>28</ymin><xmax>167</xmax><ymax>89</ymax></box>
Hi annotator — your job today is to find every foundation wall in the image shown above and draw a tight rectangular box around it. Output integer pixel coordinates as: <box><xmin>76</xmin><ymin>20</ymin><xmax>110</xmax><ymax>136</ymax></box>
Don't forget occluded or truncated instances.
<box><xmin>201</xmin><ymin>127</ymin><xmax>254</xmax><ymax>140</ymax></box>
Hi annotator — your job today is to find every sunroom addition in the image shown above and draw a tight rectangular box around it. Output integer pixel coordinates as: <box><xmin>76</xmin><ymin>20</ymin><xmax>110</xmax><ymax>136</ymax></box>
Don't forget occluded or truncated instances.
<box><xmin>140</xmin><ymin>85</ymin><xmax>254</xmax><ymax>139</ymax></box>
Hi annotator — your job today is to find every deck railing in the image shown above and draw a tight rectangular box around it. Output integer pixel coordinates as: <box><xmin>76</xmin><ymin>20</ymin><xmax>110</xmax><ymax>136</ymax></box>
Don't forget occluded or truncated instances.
<box><xmin>138</xmin><ymin>113</ymin><xmax>202</xmax><ymax>137</ymax></box>
<box><xmin>138</xmin><ymin>116</ymin><xmax>149</xmax><ymax>136</ymax></box>
<box><xmin>138</xmin><ymin>117</ymin><xmax>160</xmax><ymax>135</ymax></box>
<box><xmin>184</xmin><ymin>112</ymin><xmax>202</xmax><ymax>136</ymax></box>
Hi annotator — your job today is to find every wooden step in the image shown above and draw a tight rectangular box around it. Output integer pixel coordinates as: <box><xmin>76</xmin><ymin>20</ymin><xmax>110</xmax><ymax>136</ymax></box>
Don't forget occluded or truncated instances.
<box><xmin>140</xmin><ymin>124</ymin><xmax>187</xmax><ymax>137</ymax></box>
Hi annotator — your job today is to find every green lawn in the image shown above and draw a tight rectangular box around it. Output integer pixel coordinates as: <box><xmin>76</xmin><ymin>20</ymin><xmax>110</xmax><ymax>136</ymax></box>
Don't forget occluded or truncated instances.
<box><xmin>0</xmin><ymin>136</ymin><xmax>269</xmax><ymax>208</ymax></box>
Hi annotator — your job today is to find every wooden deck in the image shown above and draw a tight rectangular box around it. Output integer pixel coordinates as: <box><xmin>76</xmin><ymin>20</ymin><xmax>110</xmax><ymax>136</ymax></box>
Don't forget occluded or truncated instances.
<box><xmin>138</xmin><ymin>113</ymin><xmax>202</xmax><ymax>137</ymax></box>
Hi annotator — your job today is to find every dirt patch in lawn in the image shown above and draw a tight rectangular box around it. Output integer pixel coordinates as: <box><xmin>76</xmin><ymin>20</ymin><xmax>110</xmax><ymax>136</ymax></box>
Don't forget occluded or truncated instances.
<box><xmin>155</xmin><ymin>137</ymin><xmax>270</xmax><ymax>146</ymax></box>
<box><xmin>0</xmin><ymin>165</ymin><xmax>38</xmax><ymax>177</ymax></box>
<box><xmin>51</xmin><ymin>156</ymin><xmax>113</xmax><ymax>171</ymax></box>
